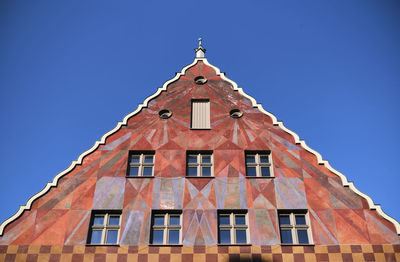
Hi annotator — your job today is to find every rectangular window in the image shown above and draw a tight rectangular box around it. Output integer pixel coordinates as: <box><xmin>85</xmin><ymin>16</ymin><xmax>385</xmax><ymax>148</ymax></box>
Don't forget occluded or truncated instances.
<box><xmin>87</xmin><ymin>211</ymin><xmax>121</xmax><ymax>245</ymax></box>
<box><xmin>245</xmin><ymin>151</ymin><xmax>273</xmax><ymax>177</ymax></box>
<box><xmin>191</xmin><ymin>100</ymin><xmax>210</xmax><ymax>129</ymax></box>
<box><xmin>187</xmin><ymin>152</ymin><xmax>213</xmax><ymax>177</ymax></box>
<box><xmin>218</xmin><ymin>211</ymin><xmax>249</xmax><ymax>244</ymax></box>
<box><xmin>127</xmin><ymin>152</ymin><xmax>155</xmax><ymax>177</ymax></box>
<box><xmin>151</xmin><ymin>211</ymin><xmax>182</xmax><ymax>245</ymax></box>
<box><xmin>278</xmin><ymin>210</ymin><xmax>312</xmax><ymax>244</ymax></box>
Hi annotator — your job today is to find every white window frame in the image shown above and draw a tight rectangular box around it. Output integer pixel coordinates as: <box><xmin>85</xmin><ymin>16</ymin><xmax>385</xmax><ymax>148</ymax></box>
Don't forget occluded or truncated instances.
<box><xmin>186</xmin><ymin>152</ymin><xmax>213</xmax><ymax>177</ymax></box>
<box><xmin>127</xmin><ymin>152</ymin><xmax>155</xmax><ymax>177</ymax></box>
<box><xmin>278</xmin><ymin>211</ymin><xmax>313</xmax><ymax>244</ymax></box>
<box><xmin>245</xmin><ymin>151</ymin><xmax>273</xmax><ymax>177</ymax></box>
<box><xmin>191</xmin><ymin>99</ymin><xmax>211</xmax><ymax>129</ymax></box>
<box><xmin>151</xmin><ymin>211</ymin><xmax>182</xmax><ymax>245</ymax></box>
<box><xmin>88</xmin><ymin>212</ymin><xmax>121</xmax><ymax>245</ymax></box>
<box><xmin>218</xmin><ymin>211</ymin><xmax>249</xmax><ymax>244</ymax></box>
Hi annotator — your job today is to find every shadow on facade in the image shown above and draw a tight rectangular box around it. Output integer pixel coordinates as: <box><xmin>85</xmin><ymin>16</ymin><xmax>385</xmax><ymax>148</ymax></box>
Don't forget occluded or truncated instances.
<box><xmin>225</xmin><ymin>256</ymin><xmax>271</xmax><ymax>262</ymax></box>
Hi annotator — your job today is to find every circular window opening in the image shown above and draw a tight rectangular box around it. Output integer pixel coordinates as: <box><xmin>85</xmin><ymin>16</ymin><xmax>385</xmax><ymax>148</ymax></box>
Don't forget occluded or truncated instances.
<box><xmin>230</xmin><ymin>109</ymin><xmax>243</xmax><ymax>119</ymax></box>
<box><xmin>194</xmin><ymin>76</ymin><xmax>207</xmax><ymax>85</ymax></box>
<box><xmin>159</xmin><ymin>109</ymin><xmax>172</xmax><ymax>119</ymax></box>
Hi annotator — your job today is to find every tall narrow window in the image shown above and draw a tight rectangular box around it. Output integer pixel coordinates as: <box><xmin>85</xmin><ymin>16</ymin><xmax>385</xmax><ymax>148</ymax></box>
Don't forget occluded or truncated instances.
<box><xmin>278</xmin><ymin>210</ymin><xmax>312</xmax><ymax>244</ymax></box>
<box><xmin>245</xmin><ymin>151</ymin><xmax>273</xmax><ymax>177</ymax></box>
<box><xmin>87</xmin><ymin>211</ymin><xmax>121</xmax><ymax>245</ymax></box>
<box><xmin>191</xmin><ymin>100</ymin><xmax>210</xmax><ymax>129</ymax></box>
<box><xmin>218</xmin><ymin>211</ymin><xmax>249</xmax><ymax>244</ymax></box>
<box><xmin>150</xmin><ymin>211</ymin><xmax>182</xmax><ymax>245</ymax></box>
<box><xmin>127</xmin><ymin>152</ymin><xmax>155</xmax><ymax>177</ymax></box>
<box><xmin>187</xmin><ymin>152</ymin><xmax>213</xmax><ymax>177</ymax></box>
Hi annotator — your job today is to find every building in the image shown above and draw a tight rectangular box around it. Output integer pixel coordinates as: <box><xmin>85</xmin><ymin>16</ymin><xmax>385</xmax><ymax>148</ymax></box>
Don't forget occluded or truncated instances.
<box><xmin>0</xmin><ymin>41</ymin><xmax>399</xmax><ymax>262</ymax></box>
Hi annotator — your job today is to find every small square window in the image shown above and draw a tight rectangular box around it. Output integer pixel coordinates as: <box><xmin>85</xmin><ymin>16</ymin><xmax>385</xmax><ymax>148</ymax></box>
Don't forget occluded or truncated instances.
<box><xmin>127</xmin><ymin>152</ymin><xmax>155</xmax><ymax>177</ymax></box>
<box><xmin>278</xmin><ymin>210</ymin><xmax>312</xmax><ymax>244</ymax></box>
<box><xmin>151</xmin><ymin>211</ymin><xmax>182</xmax><ymax>245</ymax></box>
<box><xmin>186</xmin><ymin>152</ymin><xmax>213</xmax><ymax>177</ymax></box>
<box><xmin>245</xmin><ymin>152</ymin><xmax>273</xmax><ymax>177</ymax></box>
<box><xmin>218</xmin><ymin>211</ymin><xmax>249</xmax><ymax>244</ymax></box>
<box><xmin>87</xmin><ymin>211</ymin><xmax>121</xmax><ymax>245</ymax></box>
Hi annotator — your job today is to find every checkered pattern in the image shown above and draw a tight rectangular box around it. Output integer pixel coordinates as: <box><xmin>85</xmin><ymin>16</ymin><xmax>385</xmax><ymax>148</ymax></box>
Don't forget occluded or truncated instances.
<box><xmin>1</xmin><ymin>244</ymin><xmax>399</xmax><ymax>261</ymax></box>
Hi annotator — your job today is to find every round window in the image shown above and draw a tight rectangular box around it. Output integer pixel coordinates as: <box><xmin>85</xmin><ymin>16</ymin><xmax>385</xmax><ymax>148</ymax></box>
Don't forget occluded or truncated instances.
<box><xmin>230</xmin><ymin>109</ymin><xmax>243</xmax><ymax>118</ymax></box>
<box><xmin>194</xmin><ymin>76</ymin><xmax>207</xmax><ymax>85</ymax></box>
<box><xmin>159</xmin><ymin>109</ymin><xmax>172</xmax><ymax>119</ymax></box>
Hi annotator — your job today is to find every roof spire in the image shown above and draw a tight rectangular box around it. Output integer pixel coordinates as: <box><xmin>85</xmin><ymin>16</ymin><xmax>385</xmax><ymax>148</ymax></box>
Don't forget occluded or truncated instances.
<box><xmin>194</xmin><ymin>37</ymin><xmax>206</xmax><ymax>58</ymax></box>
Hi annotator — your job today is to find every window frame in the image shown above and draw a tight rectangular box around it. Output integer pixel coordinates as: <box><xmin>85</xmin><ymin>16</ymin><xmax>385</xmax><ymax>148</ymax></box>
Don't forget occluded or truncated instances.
<box><xmin>191</xmin><ymin>99</ymin><xmax>211</xmax><ymax>130</ymax></box>
<box><xmin>245</xmin><ymin>151</ymin><xmax>274</xmax><ymax>178</ymax></box>
<box><xmin>150</xmin><ymin>210</ymin><xmax>182</xmax><ymax>245</ymax></box>
<box><xmin>126</xmin><ymin>151</ymin><xmax>155</xmax><ymax>177</ymax></box>
<box><xmin>278</xmin><ymin>210</ymin><xmax>313</xmax><ymax>245</ymax></box>
<box><xmin>218</xmin><ymin>210</ymin><xmax>250</xmax><ymax>245</ymax></box>
<box><xmin>87</xmin><ymin>210</ymin><xmax>121</xmax><ymax>245</ymax></box>
<box><xmin>186</xmin><ymin>151</ymin><xmax>214</xmax><ymax>177</ymax></box>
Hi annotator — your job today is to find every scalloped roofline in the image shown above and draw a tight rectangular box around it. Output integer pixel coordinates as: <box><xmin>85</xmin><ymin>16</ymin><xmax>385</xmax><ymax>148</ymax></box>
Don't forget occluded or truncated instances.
<box><xmin>0</xmin><ymin>57</ymin><xmax>399</xmax><ymax>236</ymax></box>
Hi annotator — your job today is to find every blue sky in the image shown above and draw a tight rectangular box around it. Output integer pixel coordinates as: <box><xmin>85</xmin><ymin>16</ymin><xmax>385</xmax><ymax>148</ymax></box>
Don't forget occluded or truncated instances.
<box><xmin>0</xmin><ymin>0</ymin><xmax>399</xmax><ymax>228</ymax></box>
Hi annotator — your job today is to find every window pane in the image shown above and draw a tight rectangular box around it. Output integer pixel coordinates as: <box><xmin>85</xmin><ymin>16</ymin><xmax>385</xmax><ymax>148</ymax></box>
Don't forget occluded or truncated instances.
<box><xmin>235</xmin><ymin>230</ymin><xmax>247</xmax><ymax>244</ymax></box>
<box><xmin>202</xmin><ymin>155</ymin><xmax>211</xmax><ymax>163</ymax></box>
<box><xmin>130</xmin><ymin>156</ymin><xmax>140</xmax><ymax>163</ymax></box>
<box><xmin>295</xmin><ymin>215</ymin><xmax>306</xmax><ymax>225</ymax></box>
<box><xmin>188</xmin><ymin>167</ymin><xmax>197</xmax><ymax>176</ymax></box>
<box><xmin>261</xmin><ymin>167</ymin><xmax>270</xmax><ymax>177</ymax></box>
<box><xmin>260</xmin><ymin>155</ymin><xmax>269</xmax><ymax>163</ymax></box>
<box><xmin>93</xmin><ymin>216</ymin><xmax>105</xmax><ymax>226</ymax></box>
<box><xmin>143</xmin><ymin>167</ymin><xmax>153</xmax><ymax>176</ymax></box>
<box><xmin>169</xmin><ymin>216</ymin><xmax>180</xmax><ymax>226</ymax></box>
<box><xmin>219</xmin><ymin>215</ymin><xmax>230</xmax><ymax>225</ymax></box>
<box><xmin>152</xmin><ymin>230</ymin><xmax>164</xmax><ymax>244</ymax></box>
<box><xmin>281</xmin><ymin>229</ymin><xmax>293</xmax><ymax>244</ymax></box>
<box><xmin>129</xmin><ymin>167</ymin><xmax>139</xmax><ymax>176</ymax></box>
<box><xmin>154</xmin><ymin>216</ymin><xmax>164</xmax><ymax>226</ymax></box>
<box><xmin>108</xmin><ymin>216</ymin><xmax>120</xmax><ymax>226</ymax></box>
<box><xmin>144</xmin><ymin>155</ymin><xmax>154</xmax><ymax>163</ymax></box>
<box><xmin>279</xmin><ymin>215</ymin><xmax>290</xmax><ymax>225</ymax></box>
<box><xmin>90</xmin><ymin>230</ymin><xmax>103</xmax><ymax>244</ymax></box>
<box><xmin>168</xmin><ymin>230</ymin><xmax>180</xmax><ymax>244</ymax></box>
<box><xmin>246</xmin><ymin>155</ymin><xmax>256</xmax><ymax>163</ymax></box>
<box><xmin>235</xmin><ymin>215</ymin><xmax>246</xmax><ymax>225</ymax></box>
<box><xmin>246</xmin><ymin>166</ymin><xmax>257</xmax><ymax>177</ymax></box>
<box><xmin>219</xmin><ymin>229</ymin><xmax>231</xmax><ymax>244</ymax></box>
<box><xmin>297</xmin><ymin>230</ymin><xmax>309</xmax><ymax>244</ymax></box>
<box><xmin>188</xmin><ymin>156</ymin><xmax>197</xmax><ymax>164</ymax></box>
<box><xmin>106</xmin><ymin>230</ymin><xmax>118</xmax><ymax>244</ymax></box>
<box><xmin>202</xmin><ymin>167</ymin><xmax>211</xmax><ymax>176</ymax></box>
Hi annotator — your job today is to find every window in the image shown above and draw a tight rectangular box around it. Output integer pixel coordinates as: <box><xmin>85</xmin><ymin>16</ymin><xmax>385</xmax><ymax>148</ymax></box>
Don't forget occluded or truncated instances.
<box><xmin>278</xmin><ymin>211</ymin><xmax>312</xmax><ymax>244</ymax></box>
<box><xmin>127</xmin><ymin>152</ymin><xmax>154</xmax><ymax>177</ymax></box>
<box><xmin>87</xmin><ymin>211</ymin><xmax>121</xmax><ymax>245</ymax></box>
<box><xmin>218</xmin><ymin>211</ymin><xmax>249</xmax><ymax>244</ymax></box>
<box><xmin>187</xmin><ymin>152</ymin><xmax>213</xmax><ymax>177</ymax></box>
<box><xmin>245</xmin><ymin>151</ymin><xmax>273</xmax><ymax>177</ymax></box>
<box><xmin>150</xmin><ymin>211</ymin><xmax>182</xmax><ymax>245</ymax></box>
<box><xmin>191</xmin><ymin>99</ymin><xmax>210</xmax><ymax>129</ymax></box>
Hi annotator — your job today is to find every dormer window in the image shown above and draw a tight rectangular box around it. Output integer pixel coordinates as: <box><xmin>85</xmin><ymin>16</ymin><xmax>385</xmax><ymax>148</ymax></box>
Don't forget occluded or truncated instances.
<box><xmin>191</xmin><ymin>99</ymin><xmax>210</xmax><ymax>129</ymax></box>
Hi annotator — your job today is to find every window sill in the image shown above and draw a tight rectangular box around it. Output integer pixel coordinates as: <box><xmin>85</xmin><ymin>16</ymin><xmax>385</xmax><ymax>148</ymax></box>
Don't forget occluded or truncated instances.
<box><xmin>148</xmin><ymin>244</ymin><xmax>183</xmax><ymax>247</ymax></box>
<box><xmin>245</xmin><ymin>176</ymin><xmax>275</xmax><ymax>179</ymax></box>
<box><xmin>126</xmin><ymin>176</ymin><xmax>154</xmax><ymax>178</ymax></box>
<box><xmin>85</xmin><ymin>244</ymin><xmax>120</xmax><ymax>247</ymax></box>
<box><xmin>217</xmin><ymin>244</ymin><xmax>252</xmax><ymax>246</ymax></box>
<box><xmin>280</xmin><ymin>243</ymin><xmax>314</xmax><ymax>246</ymax></box>
<box><xmin>186</xmin><ymin>176</ymin><xmax>215</xmax><ymax>179</ymax></box>
<box><xmin>190</xmin><ymin>128</ymin><xmax>211</xmax><ymax>130</ymax></box>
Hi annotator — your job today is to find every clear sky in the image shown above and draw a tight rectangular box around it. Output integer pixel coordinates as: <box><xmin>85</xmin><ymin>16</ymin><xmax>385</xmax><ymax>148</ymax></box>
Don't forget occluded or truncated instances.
<box><xmin>0</xmin><ymin>0</ymin><xmax>399</xmax><ymax>228</ymax></box>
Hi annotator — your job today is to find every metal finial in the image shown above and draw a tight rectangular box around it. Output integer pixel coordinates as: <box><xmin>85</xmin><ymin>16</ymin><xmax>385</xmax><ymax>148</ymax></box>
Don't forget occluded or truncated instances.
<box><xmin>198</xmin><ymin>37</ymin><xmax>202</xmax><ymax>47</ymax></box>
<box><xmin>195</xmin><ymin>37</ymin><xmax>206</xmax><ymax>58</ymax></box>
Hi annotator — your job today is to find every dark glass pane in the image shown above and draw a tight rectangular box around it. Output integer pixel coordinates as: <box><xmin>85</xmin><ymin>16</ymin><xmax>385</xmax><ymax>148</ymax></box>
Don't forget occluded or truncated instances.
<box><xmin>295</xmin><ymin>215</ymin><xmax>306</xmax><ymax>225</ymax></box>
<box><xmin>129</xmin><ymin>167</ymin><xmax>139</xmax><ymax>176</ymax></box>
<box><xmin>260</xmin><ymin>155</ymin><xmax>269</xmax><ymax>163</ymax></box>
<box><xmin>154</xmin><ymin>216</ymin><xmax>164</xmax><ymax>226</ymax></box>
<box><xmin>219</xmin><ymin>229</ymin><xmax>231</xmax><ymax>244</ymax></box>
<box><xmin>235</xmin><ymin>215</ymin><xmax>246</xmax><ymax>225</ymax></box>
<box><xmin>90</xmin><ymin>230</ymin><xmax>103</xmax><ymax>244</ymax></box>
<box><xmin>143</xmin><ymin>167</ymin><xmax>153</xmax><ymax>176</ymax></box>
<box><xmin>279</xmin><ymin>215</ymin><xmax>290</xmax><ymax>225</ymax></box>
<box><xmin>106</xmin><ymin>230</ymin><xmax>118</xmax><ymax>244</ymax></box>
<box><xmin>188</xmin><ymin>167</ymin><xmax>197</xmax><ymax>176</ymax></box>
<box><xmin>188</xmin><ymin>156</ymin><xmax>197</xmax><ymax>164</ymax></box>
<box><xmin>219</xmin><ymin>215</ymin><xmax>230</xmax><ymax>225</ymax></box>
<box><xmin>281</xmin><ymin>229</ymin><xmax>293</xmax><ymax>244</ymax></box>
<box><xmin>246</xmin><ymin>155</ymin><xmax>256</xmax><ymax>163</ymax></box>
<box><xmin>246</xmin><ymin>166</ymin><xmax>257</xmax><ymax>177</ymax></box>
<box><xmin>235</xmin><ymin>230</ymin><xmax>247</xmax><ymax>244</ymax></box>
<box><xmin>93</xmin><ymin>216</ymin><xmax>105</xmax><ymax>226</ymax></box>
<box><xmin>144</xmin><ymin>155</ymin><xmax>154</xmax><ymax>163</ymax></box>
<box><xmin>297</xmin><ymin>230</ymin><xmax>309</xmax><ymax>244</ymax></box>
<box><xmin>261</xmin><ymin>167</ymin><xmax>270</xmax><ymax>177</ymax></box>
<box><xmin>130</xmin><ymin>155</ymin><xmax>140</xmax><ymax>163</ymax></box>
<box><xmin>108</xmin><ymin>216</ymin><xmax>120</xmax><ymax>226</ymax></box>
<box><xmin>168</xmin><ymin>230</ymin><xmax>180</xmax><ymax>244</ymax></box>
<box><xmin>202</xmin><ymin>155</ymin><xmax>211</xmax><ymax>163</ymax></box>
<box><xmin>202</xmin><ymin>167</ymin><xmax>211</xmax><ymax>176</ymax></box>
<box><xmin>169</xmin><ymin>216</ymin><xmax>180</xmax><ymax>226</ymax></box>
<box><xmin>152</xmin><ymin>230</ymin><xmax>164</xmax><ymax>244</ymax></box>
